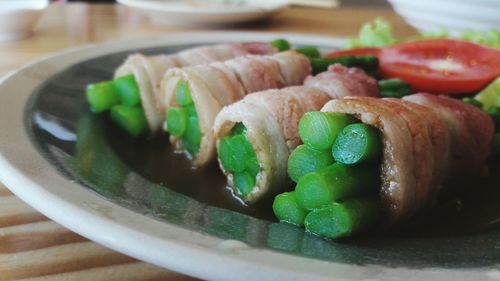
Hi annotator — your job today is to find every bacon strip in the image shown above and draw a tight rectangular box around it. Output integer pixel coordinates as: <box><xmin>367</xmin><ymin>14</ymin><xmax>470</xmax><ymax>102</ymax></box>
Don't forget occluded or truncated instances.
<box><xmin>404</xmin><ymin>93</ymin><xmax>494</xmax><ymax>179</ymax></box>
<box><xmin>161</xmin><ymin>51</ymin><xmax>311</xmax><ymax>166</ymax></box>
<box><xmin>114</xmin><ymin>42</ymin><xmax>277</xmax><ymax>131</ymax></box>
<box><xmin>213</xmin><ymin>65</ymin><xmax>379</xmax><ymax>203</ymax></box>
<box><xmin>213</xmin><ymin>87</ymin><xmax>333</xmax><ymax>203</ymax></box>
<box><xmin>304</xmin><ymin>64</ymin><xmax>379</xmax><ymax>99</ymax></box>
<box><xmin>321</xmin><ymin>94</ymin><xmax>494</xmax><ymax>220</ymax></box>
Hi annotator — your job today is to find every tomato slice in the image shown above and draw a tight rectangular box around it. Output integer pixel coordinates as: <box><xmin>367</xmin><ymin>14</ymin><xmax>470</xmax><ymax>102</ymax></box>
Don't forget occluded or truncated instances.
<box><xmin>324</xmin><ymin>47</ymin><xmax>380</xmax><ymax>58</ymax></box>
<box><xmin>379</xmin><ymin>39</ymin><xmax>500</xmax><ymax>95</ymax></box>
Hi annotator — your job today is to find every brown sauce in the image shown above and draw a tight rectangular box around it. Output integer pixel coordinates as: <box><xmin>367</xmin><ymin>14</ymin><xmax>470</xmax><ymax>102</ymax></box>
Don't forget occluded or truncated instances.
<box><xmin>106</xmin><ymin>123</ymin><xmax>279</xmax><ymax>221</ymax></box>
<box><xmin>105</xmin><ymin>116</ymin><xmax>500</xmax><ymax>237</ymax></box>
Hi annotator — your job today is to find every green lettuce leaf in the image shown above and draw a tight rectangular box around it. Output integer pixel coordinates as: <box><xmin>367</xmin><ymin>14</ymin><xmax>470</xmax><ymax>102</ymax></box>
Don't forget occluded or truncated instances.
<box><xmin>343</xmin><ymin>18</ymin><xmax>398</xmax><ymax>49</ymax></box>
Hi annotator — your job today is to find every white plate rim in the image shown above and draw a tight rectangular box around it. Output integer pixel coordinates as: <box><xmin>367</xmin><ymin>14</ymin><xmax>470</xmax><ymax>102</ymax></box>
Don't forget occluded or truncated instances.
<box><xmin>116</xmin><ymin>0</ymin><xmax>289</xmax><ymax>15</ymax></box>
<box><xmin>0</xmin><ymin>31</ymin><xmax>497</xmax><ymax>281</ymax></box>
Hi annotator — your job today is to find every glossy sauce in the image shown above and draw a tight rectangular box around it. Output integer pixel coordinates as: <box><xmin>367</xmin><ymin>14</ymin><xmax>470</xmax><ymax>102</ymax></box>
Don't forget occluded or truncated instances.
<box><xmin>103</xmin><ymin>113</ymin><xmax>500</xmax><ymax>237</ymax></box>
<box><xmin>106</xmin><ymin>118</ymin><xmax>278</xmax><ymax>221</ymax></box>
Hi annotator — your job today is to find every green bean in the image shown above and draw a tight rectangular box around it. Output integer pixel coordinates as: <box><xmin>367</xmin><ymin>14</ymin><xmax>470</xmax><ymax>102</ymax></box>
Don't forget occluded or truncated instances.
<box><xmin>332</xmin><ymin>123</ymin><xmax>382</xmax><ymax>165</ymax></box>
<box><xmin>166</xmin><ymin>107</ymin><xmax>188</xmax><ymax>136</ymax></box>
<box><xmin>380</xmin><ymin>88</ymin><xmax>413</xmax><ymax>98</ymax></box>
<box><xmin>287</xmin><ymin>145</ymin><xmax>334</xmax><ymax>183</ymax></box>
<box><xmin>233</xmin><ymin>171</ymin><xmax>256</xmax><ymax>197</ymax></box>
<box><xmin>231</xmin><ymin>122</ymin><xmax>247</xmax><ymax>135</ymax></box>
<box><xmin>218</xmin><ymin>134</ymin><xmax>255</xmax><ymax>173</ymax></box>
<box><xmin>186</xmin><ymin>104</ymin><xmax>197</xmax><ymax>117</ymax></box>
<box><xmin>182</xmin><ymin>115</ymin><xmax>202</xmax><ymax>156</ymax></box>
<box><xmin>378</xmin><ymin>78</ymin><xmax>412</xmax><ymax>98</ymax></box>
<box><xmin>86</xmin><ymin>80</ymin><xmax>120</xmax><ymax>113</ymax></box>
<box><xmin>110</xmin><ymin>105</ymin><xmax>147</xmax><ymax>137</ymax></box>
<box><xmin>295</xmin><ymin>46</ymin><xmax>321</xmax><ymax>59</ymax></box>
<box><xmin>272</xmin><ymin>192</ymin><xmax>308</xmax><ymax>226</ymax></box>
<box><xmin>310</xmin><ymin>55</ymin><xmax>378</xmax><ymax>75</ymax></box>
<box><xmin>378</xmin><ymin>78</ymin><xmax>411</xmax><ymax>92</ymax></box>
<box><xmin>487</xmin><ymin>106</ymin><xmax>500</xmax><ymax>130</ymax></box>
<box><xmin>233</xmin><ymin>135</ymin><xmax>253</xmax><ymax>172</ymax></box>
<box><xmin>218</xmin><ymin>136</ymin><xmax>234</xmax><ymax>172</ymax></box>
<box><xmin>357</xmin><ymin>55</ymin><xmax>379</xmax><ymax>72</ymax></box>
<box><xmin>295</xmin><ymin>163</ymin><xmax>379</xmax><ymax>210</ymax></box>
<box><xmin>271</xmin><ymin>39</ymin><xmax>291</xmax><ymax>52</ymax></box>
<box><xmin>114</xmin><ymin>74</ymin><xmax>141</xmax><ymax>106</ymax></box>
<box><xmin>310</xmin><ymin>56</ymin><xmax>354</xmax><ymax>75</ymax></box>
<box><xmin>298</xmin><ymin>112</ymin><xmax>358</xmax><ymax>150</ymax></box>
<box><xmin>175</xmin><ymin>80</ymin><xmax>193</xmax><ymax>106</ymax></box>
<box><xmin>304</xmin><ymin>197</ymin><xmax>381</xmax><ymax>239</ymax></box>
<box><xmin>462</xmin><ymin>97</ymin><xmax>483</xmax><ymax>109</ymax></box>
<box><xmin>246</xmin><ymin>157</ymin><xmax>260</xmax><ymax>178</ymax></box>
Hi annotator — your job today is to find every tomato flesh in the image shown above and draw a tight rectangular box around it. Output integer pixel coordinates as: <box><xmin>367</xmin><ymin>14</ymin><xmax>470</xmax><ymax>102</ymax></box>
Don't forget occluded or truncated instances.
<box><xmin>379</xmin><ymin>39</ymin><xmax>500</xmax><ymax>95</ymax></box>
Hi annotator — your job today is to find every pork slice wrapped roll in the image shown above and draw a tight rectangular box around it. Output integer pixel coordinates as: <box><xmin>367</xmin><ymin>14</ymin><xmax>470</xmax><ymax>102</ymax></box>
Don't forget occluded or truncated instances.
<box><xmin>213</xmin><ymin>64</ymin><xmax>379</xmax><ymax>203</ymax></box>
<box><xmin>320</xmin><ymin>95</ymin><xmax>495</xmax><ymax>221</ymax></box>
<box><xmin>161</xmin><ymin>50</ymin><xmax>311</xmax><ymax>166</ymax></box>
<box><xmin>213</xmin><ymin>87</ymin><xmax>333</xmax><ymax>203</ymax></box>
<box><xmin>113</xmin><ymin>42</ymin><xmax>277</xmax><ymax>132</ymax></box>
<box><xmin>303</xmin><ymin>64</ymin><xmax>379</xmax><ymax>99</ymax></box>
<box><xmin>403</xmin><ymin>93</ymin><xmax>494</xmax><ymax>179</ymax></box>
<box><xmin>114</xmin><ymin>54</ymin><xmax>181</xmax><ymax>131</ymax></box>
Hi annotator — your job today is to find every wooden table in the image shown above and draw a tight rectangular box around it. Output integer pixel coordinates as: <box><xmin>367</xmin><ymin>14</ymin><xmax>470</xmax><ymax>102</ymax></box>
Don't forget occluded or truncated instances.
<box><xmin>0</xmin><ymin>3</ymin><xmax>416</xmax><ymax>280</ymax></box>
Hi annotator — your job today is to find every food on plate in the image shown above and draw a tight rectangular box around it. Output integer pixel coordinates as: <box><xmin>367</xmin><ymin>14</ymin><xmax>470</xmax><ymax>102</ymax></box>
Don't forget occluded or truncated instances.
<box><xmin>213</xmin><ymin>64</ymin><xmax>379</xmax><ymax>203</ymax></box>
<box><xmin>474</xmin><ymin>77</ymin><xmax>500</xmax><ymax>110</ymax></box>
<box><xmin>343</xmin><ymin>18</ymin><xmax>398</xmax><ymax>49</ymax></box>
<box><xmin>343</xmin><ymin>17</ymin><xmax>500</xmax><ymax>50</ymax></box>
<box><xmin>85</xmin><ymin>40</ymin><xmax>383</xmax><ymax>139</ymax></box>
<box><xmin>377</xmin><ymin>78</ymin><xmax>412</xmax><ymax>98</ymax></box>
<box><xmin>273</xmin><ymin>93</ymin><xmax>495</xmax><ymax>238</ymax></box>
<box><xmin>378</xmin><ymin>39</ymin><xmax>500</xmax><ymax>94</ymax></box>
<box><xmin>86</xmin><ymin>42</ymin><xmax>278</xmax><ymax>134</ymax></box>
<box><xmin>161</xmin><ymin>50</ymin><xmax>311</xmax><ymax>166</ymax></box>
<box><xmin>81</xmin><ymin>26</ymin><xmax>500</xmax><ymax>243</ymax></box>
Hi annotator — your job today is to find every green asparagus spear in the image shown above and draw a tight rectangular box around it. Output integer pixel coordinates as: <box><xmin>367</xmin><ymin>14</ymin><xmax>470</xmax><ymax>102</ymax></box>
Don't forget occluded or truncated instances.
<box><xmin>273</xmin><ymin>192</ymin><xmax>309</xmax><ymax>226</ymax></box>
<box><xmin>304</xmin><ymin>197</ymin><xmax>381</xmax><ymax>239</ymax></box>
<box><xmin>166</xmin><ymin>107</ymin><xmax>188</xmax><ymax>137</ymax></box>
<box><xmin>332</xmin><ymin>123</ymin><xmax>382</xmax><ymax>165</ymax></box>
<box><xmin>296</xmin><ymin>46</ymin><xmax>321</xmax><ymax>59</ymax></box>
<box><xmin>182</xmin><ymin>115</ymin><xmax>203</xmax><ymax>156</ymax></box>
<box><xmin>86</xmin><ymin>80</ymin><xmax>120</xmax><ymax>113</ymax></box>
<box><xmin>298</xmin><ymin>112</ymin><xmax>358</xmax><ymax>150</ymax></box>
<box><xmin>310</xmin><ymin>55</ymin><xmax>378</xmax><ymax>75</ymax></box>
<box><xmin>233</xmin><ymin>171</ymin><xmax>256</xmax><ymax>197</ymax></box>
<box><xmin>114</xmin><ymin>74</ymin><xmax>141</xmax><ymax>106</ymax></box>
<box><xmin>378</xmin><ymin>78</ymin><xmax>410</xmax><ymax>92</ymax></box>
<box><xmin>271</xmin><ymin>39</ymin><xmax>291</xmax><ymax>52</ymax></box>
<box><xmin>462</xmin><ymin>97</ymin><xmax>483</xmax><ymax>109</ymax></box>
<box><xmin>176</xmin><ymin>80</ymin><xmax>193</xmax><ymax>106</ymax></box>
<box><xmin>295</xmin><ymin>163</ymin><xmax>380</xmax><ymax>210</ymax></box>
<box><xmin>287</xmin><ymin>145</ymin><xmax>334</xmax><ymax>183</ymax></box>
<box><xmin>110</xmin><ymin>104</ymin><xmax>147</xmax><ymax>137</ymax></box>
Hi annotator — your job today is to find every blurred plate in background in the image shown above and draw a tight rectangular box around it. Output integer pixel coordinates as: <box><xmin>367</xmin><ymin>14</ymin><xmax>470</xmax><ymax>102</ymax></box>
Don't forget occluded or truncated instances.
<box><xmin>117</xmin><ymin>0</ymin><xmax>289</xmax><ymax>26</ymax></box>
<box><xmin>387</xmin><ymin>0</ymin><xmax>500</xmax><ymax>35</ymax></box>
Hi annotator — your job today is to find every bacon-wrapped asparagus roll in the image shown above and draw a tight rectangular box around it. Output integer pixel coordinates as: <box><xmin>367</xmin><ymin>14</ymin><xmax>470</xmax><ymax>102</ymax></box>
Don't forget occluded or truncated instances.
<box><xmin>213</xmin><ymin>64</ymin><xmax>379</xmax><ymax>203</ymax></box>
<box><xmin>111</xmin><ymin>43</ymin><xmax>277</xmax><ymax>132</ymax></box>
<box><xmin>274</xmin><ymin>94</ymin><xmax>494</xmax><ymax>239</ymax></box>
<box><xmin>161</xmin><ymin>51</ymin><xmax>311</xmax><ymax>166</ymax></box>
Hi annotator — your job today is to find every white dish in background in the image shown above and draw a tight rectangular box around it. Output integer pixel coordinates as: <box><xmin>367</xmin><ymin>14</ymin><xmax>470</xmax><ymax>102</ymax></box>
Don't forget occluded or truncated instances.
<box><xmin>117</xmin><ymin>0</ymin><xmax>289</xmax><ymax>26</ymax></box>
<box><xmin>0</xmin><ymin>0</ymin><xmax>49</xmax><ymax>42</ymax></box>
<box><xmin>0</xmin><ymin>32</ymin><xmax>499</xmax><ymax>281</ymax></box>
<box><xmin>387</xmin><ymin>0</ymin><xmax>500</xmax><ymax>35</ymax></box>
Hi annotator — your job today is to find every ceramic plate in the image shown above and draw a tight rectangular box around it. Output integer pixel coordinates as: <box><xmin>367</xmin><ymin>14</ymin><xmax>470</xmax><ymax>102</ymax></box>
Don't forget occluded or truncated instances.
<box><xmin>1</xmin><ymin>32</ymin><xmax>500</xmax><ymax>281</ymax></box>
<box><xmin>117</xmin><ymin>0</ymin><xmax>289</xmax><ymax>26</ymax></box>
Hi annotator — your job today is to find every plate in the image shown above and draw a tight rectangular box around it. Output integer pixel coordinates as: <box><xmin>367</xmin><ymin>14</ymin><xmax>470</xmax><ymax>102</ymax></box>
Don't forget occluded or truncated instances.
<box><xmin>117</xmin><ymin>0</ymin><xmax>289</xmax><ymax>26</ymax></box>
<box><xmin>1</xmin><ymin>32</ymin><xmax>500</xmax><ymax>281</ymax></box>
